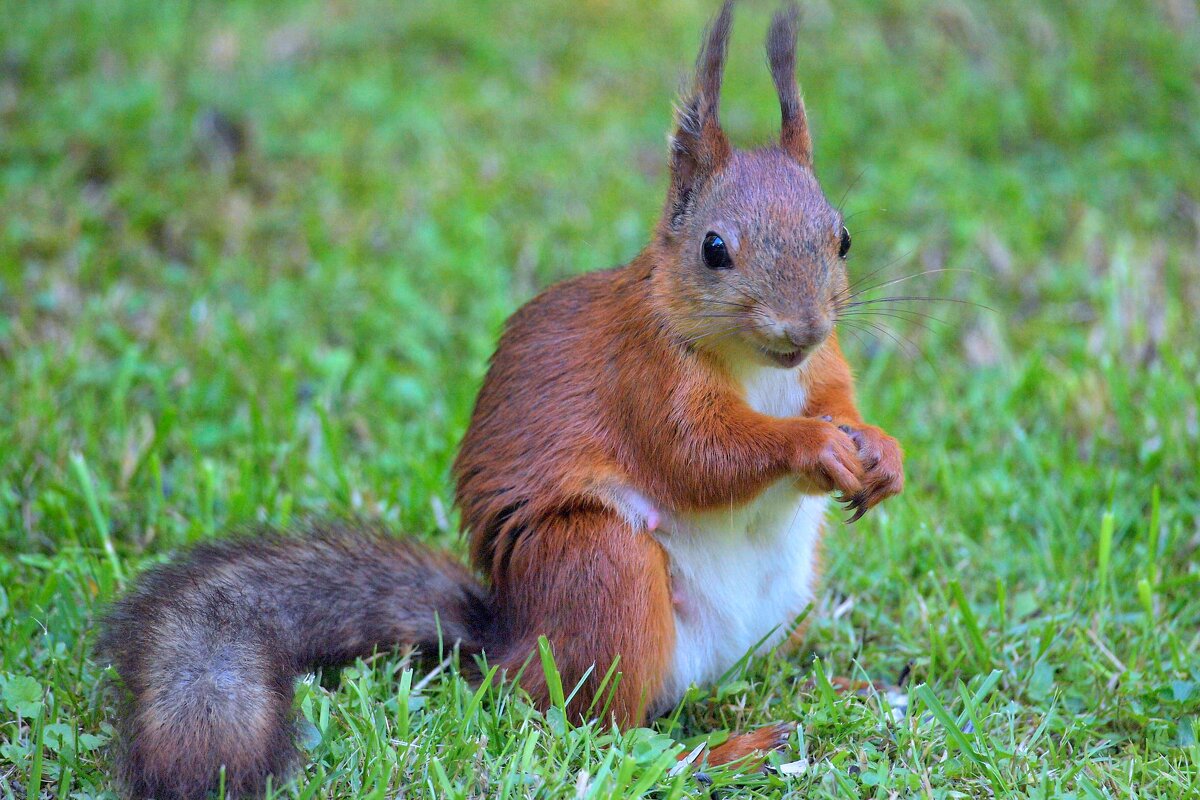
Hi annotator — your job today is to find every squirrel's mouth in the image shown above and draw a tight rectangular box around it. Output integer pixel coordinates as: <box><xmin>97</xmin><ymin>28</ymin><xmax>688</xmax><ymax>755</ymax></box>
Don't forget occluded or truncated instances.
<box><xmin>759</xmin><ymin>347</ymin><xmax>807</xmax><ymax>369</ymax></box>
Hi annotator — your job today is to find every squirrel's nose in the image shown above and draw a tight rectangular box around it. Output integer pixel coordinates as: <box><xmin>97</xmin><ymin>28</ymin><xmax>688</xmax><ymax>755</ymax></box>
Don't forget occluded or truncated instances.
<box><xmin>783</xmin><ymin>319</ymin><xmax>832</xmax><ymax>352</ymax></box>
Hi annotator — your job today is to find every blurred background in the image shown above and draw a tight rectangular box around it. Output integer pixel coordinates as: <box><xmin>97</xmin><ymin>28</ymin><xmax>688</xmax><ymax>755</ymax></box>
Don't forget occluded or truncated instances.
<box><xmin>1</xmin><ymin>0</ymin><xmax>1198</xmax><ymax>796</ymax></box>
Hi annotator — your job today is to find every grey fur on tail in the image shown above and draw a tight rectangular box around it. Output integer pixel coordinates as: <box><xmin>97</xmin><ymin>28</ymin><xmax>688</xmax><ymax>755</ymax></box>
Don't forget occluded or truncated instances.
<box><xmin>97</xmin><ymin>521</ymin><xmax>491</xmax><ymax>799</ymax></box>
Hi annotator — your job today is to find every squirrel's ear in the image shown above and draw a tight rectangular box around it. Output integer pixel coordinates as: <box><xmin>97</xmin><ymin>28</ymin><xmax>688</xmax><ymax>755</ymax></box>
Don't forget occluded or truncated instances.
<box><xmin>767</xmin><ymin>3</ymin><xmax>812</xmax><ymax>166</ymax></box>
<box><xmin>666</xmin><ymin>0</ymin><xmax>734</xmax><ymax>229</ymax></box>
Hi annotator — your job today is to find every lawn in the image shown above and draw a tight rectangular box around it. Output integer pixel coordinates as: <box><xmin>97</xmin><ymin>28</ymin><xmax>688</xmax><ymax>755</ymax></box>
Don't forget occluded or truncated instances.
<box><xmin>2</xmin><ymin>0</ymin><xmax>1199</xmax><ymax>797</ymax></box>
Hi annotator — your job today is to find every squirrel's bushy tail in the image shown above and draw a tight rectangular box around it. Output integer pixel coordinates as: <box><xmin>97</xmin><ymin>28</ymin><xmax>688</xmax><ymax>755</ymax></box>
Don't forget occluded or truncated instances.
<box><xmin>97</xmin><ymin>522</ymin><xmax>491</xmax><ymax>800</ymax></box>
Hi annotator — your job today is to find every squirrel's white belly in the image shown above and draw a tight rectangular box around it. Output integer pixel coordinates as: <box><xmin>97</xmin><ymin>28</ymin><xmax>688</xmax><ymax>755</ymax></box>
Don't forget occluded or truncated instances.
<box><xmin>652</xmin><ymin>486</ymin><xmax>827</xmax><ymax>713</ymax></box>
<box><xmin>646</xmin><ymin>361</ymin><xmax>824</xmax><ymax>715</ymax></box>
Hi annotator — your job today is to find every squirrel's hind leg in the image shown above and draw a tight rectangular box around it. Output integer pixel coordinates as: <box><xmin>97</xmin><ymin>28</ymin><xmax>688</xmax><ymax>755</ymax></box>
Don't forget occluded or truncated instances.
<box><xmin>491</xmin><ymin>505</ymin><xmax>675</xmax><ymax>726</ymax></box>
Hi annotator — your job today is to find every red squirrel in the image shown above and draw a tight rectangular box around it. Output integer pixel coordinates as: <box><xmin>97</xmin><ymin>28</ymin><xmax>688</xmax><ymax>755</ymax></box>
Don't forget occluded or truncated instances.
<box><xmin>98</xmin><ymin>3</ymin><xmax>903</xmax><ymax>798</ymax></box>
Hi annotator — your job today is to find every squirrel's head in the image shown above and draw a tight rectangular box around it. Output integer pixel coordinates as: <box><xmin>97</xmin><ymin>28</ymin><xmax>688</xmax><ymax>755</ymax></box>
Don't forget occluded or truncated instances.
<box><xmin>653</xmin><ymin>1</ymin><xmax>850</xmax><ymax>370</ymax></box>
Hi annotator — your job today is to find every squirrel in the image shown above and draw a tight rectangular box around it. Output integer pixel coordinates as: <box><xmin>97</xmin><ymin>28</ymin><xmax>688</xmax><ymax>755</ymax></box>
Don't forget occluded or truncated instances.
<box><xmin>97</xmin><ymin>3</ymin><xmax>904</xmax><ymax>798</ymax></box>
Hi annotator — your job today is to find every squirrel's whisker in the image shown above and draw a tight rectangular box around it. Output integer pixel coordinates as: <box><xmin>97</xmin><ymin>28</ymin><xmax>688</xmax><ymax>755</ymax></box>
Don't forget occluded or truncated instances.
<box><xmin>844</xmin><ymin>268</ymin><xmax>975</xmax><ymax>301</ymax></box>
<box><xmin>840</xmin><ymin>317</ymin><xmax>941</xmax><ymax>374</ymax></box>
<box><xmin>838</xmin><ymin>317</ymin><xmax>909</xmax><ymax>352</ymax></box>
<box><xmin>838</xmin><ymin>248</ymin><xmax>918</xmax><ymax>300</ymax></box>
<box><xmin>836</xmin><ymin>167</ymin><xmax>868</xmax><ymax>214</ymax></box>
<box><xmin>706</xmin><ymin>298</ymin><xmax>754</xmax><ymax>309</ymax></box>
<box><xmin>726</xmin><ymin>285</ymin><xmax>766</xmax><ymax>308</ymax></box>
<box><xmin>680</xmin><ymin>318</ymin><xmax>772</xmax><ymax>349</ymax></box>
<box><xmin>838</xmin><ymin>305</ymin><xmax>948</xmax><ymax>327</ymax></box>
<box><xmin>834</xmin><ymin>322</ymin><xmax>875</xmax><ymax>353</ymax></box>
<box><xmin>842</xmin><ymin>294</ymin><xmax>994</xmax><ymax>313</ymax></box>
<box><xmin>838</xmin><ymin>310</ymin><xmax>939</xmax><ymax>336</ymax></box>
<box><xmin>841</xmin><ymin>208</ymin><xmax>880</xmax><ymax>223</ymax></box>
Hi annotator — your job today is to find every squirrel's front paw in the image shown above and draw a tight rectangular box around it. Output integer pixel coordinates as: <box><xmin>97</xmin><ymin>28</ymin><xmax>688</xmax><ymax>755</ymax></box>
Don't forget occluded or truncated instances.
<box><xmin>789</xmin><ymin>419</ymin><xmax>863</xmax><ymax>497</ymax></box>
<box><xmin>836</xmin><ymin>424</ymin><xmax>904</xmax><ymax>522</ymax></box>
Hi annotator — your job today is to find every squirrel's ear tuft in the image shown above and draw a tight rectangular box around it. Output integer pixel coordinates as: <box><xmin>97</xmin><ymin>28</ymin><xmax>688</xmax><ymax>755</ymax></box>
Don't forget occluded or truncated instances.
<box><xmin>666</xmin><ymin>0</ymin><xmax>734</xmax><ymax>230</ymax></box>
<box><xmin>767</xmin><ymin>3</ymin><xmax>811</xmax><ymax>166</ymax></box>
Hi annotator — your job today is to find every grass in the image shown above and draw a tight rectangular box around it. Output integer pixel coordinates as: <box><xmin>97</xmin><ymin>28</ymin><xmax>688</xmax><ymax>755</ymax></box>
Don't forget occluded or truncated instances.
<box><xmin>2</xmin><ymin>0</ymin><xmax>1199</xmax><ymax>797</ymax></box>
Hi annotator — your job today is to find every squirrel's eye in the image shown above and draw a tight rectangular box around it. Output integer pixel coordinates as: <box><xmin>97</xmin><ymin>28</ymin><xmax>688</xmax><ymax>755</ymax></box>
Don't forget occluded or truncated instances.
<box><xmin>701</xmin><ymin>232</ymin><xmax>733</xmax><ymax>270</ymax></box>
<box><xmin>838</xmin><ymin>226</ymin><xmax>851</xmax><ymax>259</ymax></box>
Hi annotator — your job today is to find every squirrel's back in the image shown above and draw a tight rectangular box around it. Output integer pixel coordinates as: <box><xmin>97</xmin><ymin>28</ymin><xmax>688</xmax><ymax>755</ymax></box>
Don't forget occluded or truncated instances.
<box><xmin>455</xmin><ymin>259</ymin><xmax>684</xmax><ymax>577</ymax></box>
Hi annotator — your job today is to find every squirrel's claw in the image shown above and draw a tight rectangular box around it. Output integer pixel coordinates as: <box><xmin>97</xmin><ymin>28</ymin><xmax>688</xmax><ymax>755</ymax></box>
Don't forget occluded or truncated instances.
<box><xmin>840</xmin><ymin>491</ymin><xmax>868</xmax><ymax>523</ymax></box>
<box><xmin>831</xmin><ymin>423</ymin><xmax>903</xmax><ymax>523</ymax></box>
